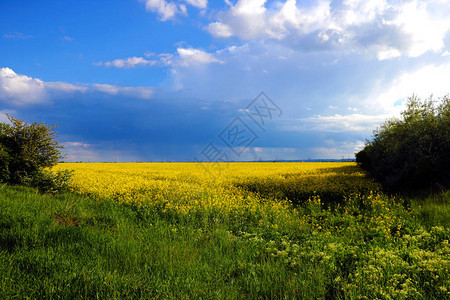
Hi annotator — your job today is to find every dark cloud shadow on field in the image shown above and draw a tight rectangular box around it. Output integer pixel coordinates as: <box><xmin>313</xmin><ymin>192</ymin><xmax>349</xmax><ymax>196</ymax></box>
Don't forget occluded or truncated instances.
<box><xmin>234</xmin><ymin>164</ymin><xmax>378</xmax><ymax>207</ymax></box>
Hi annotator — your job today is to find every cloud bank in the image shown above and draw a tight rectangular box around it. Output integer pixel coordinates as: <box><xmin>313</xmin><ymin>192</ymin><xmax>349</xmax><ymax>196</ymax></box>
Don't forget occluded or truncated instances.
<box><xmin>206</xmin><ymin>0</ymin><xmax>450</xmax><ymax>59</ymax></box>
<box><xmin>0</xmin><ymin>67</ymin><xmax>155</xmax><ymax>106</ymax></box>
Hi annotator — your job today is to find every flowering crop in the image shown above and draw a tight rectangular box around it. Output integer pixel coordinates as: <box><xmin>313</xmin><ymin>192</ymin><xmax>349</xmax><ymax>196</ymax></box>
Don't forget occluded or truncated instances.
<box><xmin>52</xmin><ymin>162</ymin><xmax>378</xmax><ymax>221</ymax></box>
<box><xmin>51</xmin><ymin>162</ymin><xmax>449</xmax><ymax>298</ymax></box>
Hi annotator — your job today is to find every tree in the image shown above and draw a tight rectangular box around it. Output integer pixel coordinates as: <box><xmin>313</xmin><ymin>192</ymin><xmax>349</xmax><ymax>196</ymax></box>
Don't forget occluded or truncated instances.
<box><xmin>0</xmin><ymin>115</ymin><xmax>70</xmax><ymax>190</ymax></box>
<box><xmin>356</xmin><ymin>95</ymin><xmax>450</xmax><ymax>191</ymax></box>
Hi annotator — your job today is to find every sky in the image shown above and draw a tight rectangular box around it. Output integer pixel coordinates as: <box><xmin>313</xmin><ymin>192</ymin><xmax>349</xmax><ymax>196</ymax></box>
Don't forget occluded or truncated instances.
<box><xmin>1</xmin><ymin>0</ymin><xmax>450</xmax><ymax>162</ymax></box>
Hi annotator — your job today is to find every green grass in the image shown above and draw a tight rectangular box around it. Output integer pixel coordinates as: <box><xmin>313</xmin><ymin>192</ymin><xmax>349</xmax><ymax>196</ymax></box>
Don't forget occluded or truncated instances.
<box><xmin>0</xmin><ymin>184</ymin><xmax>449</xmax><ymax>299</ymax></box>
<box><xmin>0</xmin><ymin>185</ymin><xmax>325</xmax><ymax>298</ymax></box>
<box><xmin>407</xmin><ymin>191</ymin><xmax>450</xmax><ymax>228</ymax></box>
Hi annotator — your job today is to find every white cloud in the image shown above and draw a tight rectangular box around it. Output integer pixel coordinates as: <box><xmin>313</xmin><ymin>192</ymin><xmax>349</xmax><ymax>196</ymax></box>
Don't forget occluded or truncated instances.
<box><xmin>235</xmin><ymin>146</ymin><xmax>299</xmax><ymax>161</ymax></box>
<box><xmin>339</xmin><ymin>0</ymin><xmax>388</xmax><ymax>26</ymax></box>
<box><xmin>287</xmin><ymin>113</ymin><xmax>391</xmax><ymax>132</ymax></box>
<box><xmin>143</xmin><ymin>0</ymin><xmax>207</xmax><ymax>20</ymax></box>
<box><xmin>3</xmin><ymin>32</ymin><xmax>33</xmax><ymax>39</ymax></box>
<box><xmin>220</xmin><ymin>43</ymin><xmax>250</xmax><ymax>54</ymax></box>
<box><xmin>376</xmin><ymin>48</ymin><xmax>402</xmax><ymax>61</ymax></box>
<box><xmin>311</xmin><ymin>139</ymin><xmax>365</xmax><ymax>159</ymax></box>
<box><xmin>62</xmin><ymin>141</ymin><xmax>99</xmax><ymax>162</ymax></box>
<box><xmin>269</xmin><ymin>0</ymin><xmax>332</xmax><ymax>39</ymax></box>
<box><xmin>158</xmin><ymin>53</ymin><xmax>175</xmax><ymax>66</ymax></box>
<box><xmin>0</xmin><ymin>68</ymin><xmax>88</xmax><ymax>106</ymax></box>
<box><xmin>365</xmin><ymin>62</ymin><xmax>450</xmax><ymax>113</ymax></box>
<box><xmin>207</xmin><ymin>22</ymin><xmax>233</xmax><ymax>38</ymax></box>
<box><xmin>234</xmin><ymin>0</ymin><xmax>266</xmax><ymax>14</ymax></box>
<box><xmin>44</xmin><ymin>82</ymin><xmax>88</xmax><ymax>92</ymax></box>
<box><xmin>95</xmin><ymin>56</ymin><xmax>158</xmax><ymax>68</ymax></box>
<box><xmin>177</xmin><ymin>48</ymin><xmax>224</xmax><ymax>66</ymax></box>
<box><xmin>95</xmin><ymin>48</ymin><xmax>223</xmax><ymax>71</ymax></box>
<box><xmin>183</xmin><ymin>0</ymin><xmax>207</xmax><ymax>9</ymax></box>
<box><xmin>91</xmin><ymin>84</ymin><xmax>155</xmax><ymax>99</ymax></box>
<box><xmin>0</xmin><ymin>67</ymin><xmax>47</xmax><ymax>106</ymax></box>
<box><xmin>206</xmin><ymin>0</ymin><xmax>335</xmax><ymax>40</ymax></box>
<box><xmin>179</xmin><ymin>4</ymin><xmax>187</xmax><ymax>15</ymax></box>
<box><xmin>387</xmin><ymin>1</ymin><xmax>450</xmax><ymax>58</ymax></box>
<box><xmin>62</xmin><ymin>141</ymin><xmax>143</xmax><ymax>162</ymax></box>
<box><xmin>205</xmin><ymin>0</ymin><xmax>450</xmax><ymax>58</ymax></box>
<box><xmin>144</xmin><ymin>0</ymin><xmax>180</xmax><ymax>21</ymax></box>
<box><xmin>219</xmin><ymin>0</ymin><xmax>268</xmax><ymax>39</ymax></box>
<box><xmin>0</xmin><ymin>67</ymin><xmax>155</xmax><ymax>106</ymax></box>
<box><xmin>64</xmin><ymin>142</ymin><xmax>95</xmax><ymax>148</ymax></box>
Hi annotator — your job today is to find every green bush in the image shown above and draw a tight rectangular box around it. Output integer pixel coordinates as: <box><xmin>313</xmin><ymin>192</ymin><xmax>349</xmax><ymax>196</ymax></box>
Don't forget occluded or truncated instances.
<box><xmin>0</xmin><ymin>115</ymin><xmax>70</xmax><ymax>192</ymax></box>
<box><xmin>30</xmin><ymin>168</ymin><xmax>73</xmax><ymax>194</ymax></box>
<box><xmin>356</xmin><ymin>95</ymin><xmax>450</xmax><ymax>191</ymax></box>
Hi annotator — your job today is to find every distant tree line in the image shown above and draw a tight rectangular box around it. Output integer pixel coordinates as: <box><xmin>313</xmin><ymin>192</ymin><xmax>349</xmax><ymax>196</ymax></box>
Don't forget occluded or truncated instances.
<box><xmin>356</xmin><ymin>95</ymin><xmax>450</xmax><ymax>191</ymax></box>
<box><xmin>0</xmin><ymin>115</ymin><xmax>71</xmax><ymax>193</ymax></box>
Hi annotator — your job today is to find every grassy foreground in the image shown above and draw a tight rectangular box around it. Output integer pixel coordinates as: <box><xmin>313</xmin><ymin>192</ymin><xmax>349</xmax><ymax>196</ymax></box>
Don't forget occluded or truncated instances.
<box><xmin>1</xmin><ymin>163</ymin><xmax>449</xmax><ymax>299</ymax></box>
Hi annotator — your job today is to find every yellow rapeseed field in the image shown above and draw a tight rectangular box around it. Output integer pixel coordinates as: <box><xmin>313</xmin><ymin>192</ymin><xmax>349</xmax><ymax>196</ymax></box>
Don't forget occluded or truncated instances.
<box><xmin>52</xmin><ymin>162</ymin><xmax>391</xmax><ymax>234</ymax></box>
<box><xmin>53</xmin><ymin>161</ymin><xmax>378</xmax><ymax>206</ymax></box>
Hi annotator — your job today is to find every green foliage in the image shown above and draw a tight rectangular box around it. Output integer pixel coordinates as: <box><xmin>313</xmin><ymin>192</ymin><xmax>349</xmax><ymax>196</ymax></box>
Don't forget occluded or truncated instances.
<box><xmin>356</xmin><ymin>95</ymin><xmax>450</xmax><ymax>191</ymax></box>
<box><xmin>1</xmin><ymin>180</ymin><xmax>449</xmax><ymax>299</ymax></box>
<box><xmin>0</xmin><ymin>115</ymin><xmax>69</xmax><ymax>191</ymax></box>
<box><xmin>31</xmin><ymin>168</ymin><xmax>74</xmax><ymax>194</ymax></box>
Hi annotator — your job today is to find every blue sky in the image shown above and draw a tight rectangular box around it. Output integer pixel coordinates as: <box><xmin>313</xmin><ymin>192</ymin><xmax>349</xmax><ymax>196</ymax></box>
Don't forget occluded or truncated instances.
<box><xmin>1</xmin><ymin>0</ymin><xmax>450</xmax><ymax>162</ymax></box>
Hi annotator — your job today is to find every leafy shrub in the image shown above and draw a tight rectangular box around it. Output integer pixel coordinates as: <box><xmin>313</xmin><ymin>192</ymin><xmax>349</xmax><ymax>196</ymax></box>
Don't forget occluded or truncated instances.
<box><xmin>30</xmin><ymin>169</ymin><xmax>73</xmax><ymax>194</ymax></box>
<box><xmin>0</xmin><ymin>115</ymin><xmax>71</xmax><ymax>191</ymax></box>
<box><xmin>356</xmin><ymin>95</ymin><xmax>450</xmax><ymax>191</ymax></box>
